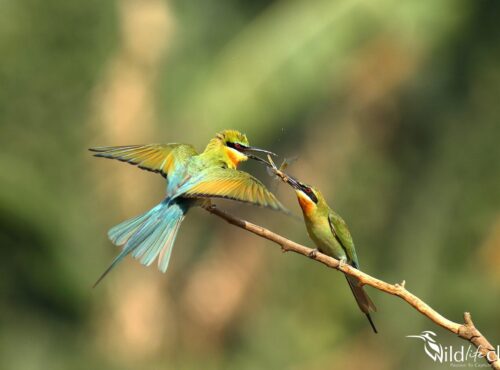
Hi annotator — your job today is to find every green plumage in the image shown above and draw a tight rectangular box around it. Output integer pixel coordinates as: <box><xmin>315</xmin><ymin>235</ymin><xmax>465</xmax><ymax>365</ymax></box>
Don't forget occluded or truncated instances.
<box><xmin>291</xmin><ymin>184</ymin><xmax>378</xmax><ymax>333</ymax></box>
<box><xmin>90</xmin><ymin>130</ymin><xmax>285</xmax><ymax>285</ymax></box>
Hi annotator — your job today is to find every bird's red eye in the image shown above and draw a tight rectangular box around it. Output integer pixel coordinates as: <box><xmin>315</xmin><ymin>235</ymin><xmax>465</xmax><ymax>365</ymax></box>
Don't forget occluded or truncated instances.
<box><xmin>301</xmin><ymin>185</ymin><xmax>318</xmax><ymax>203</ymax></box>
<box><xmin>234</xmin><ymin>143</ymin><xmax>241</xmax><ymax>149</ymax></box>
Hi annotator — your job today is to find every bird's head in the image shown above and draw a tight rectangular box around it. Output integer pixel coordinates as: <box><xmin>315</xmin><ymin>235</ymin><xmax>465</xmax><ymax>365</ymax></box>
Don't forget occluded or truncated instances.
<box><xmin>285</xmin><ymin>175</ymin><xmax>323</xmax><ymax>215</ymax></box>
<box><xmin>213</xmin><ymin>130</ymin><xmax>276</xmax><ymax>168</ymax></box>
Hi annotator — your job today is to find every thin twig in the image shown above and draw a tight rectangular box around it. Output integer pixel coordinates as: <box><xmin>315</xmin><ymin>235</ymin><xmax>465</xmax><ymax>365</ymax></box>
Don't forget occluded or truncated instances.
<box><xmin>204</xmin><ymin>205</ymin><xmax>500</xmax><ymax>370</ymax></box>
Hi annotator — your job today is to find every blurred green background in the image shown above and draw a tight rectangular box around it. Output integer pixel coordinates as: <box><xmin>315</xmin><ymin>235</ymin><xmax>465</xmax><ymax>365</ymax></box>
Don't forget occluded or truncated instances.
<box><xmin>1</xmin><ymin>0</ymin><xmax>499</xmax><ymax>369</ymax></box>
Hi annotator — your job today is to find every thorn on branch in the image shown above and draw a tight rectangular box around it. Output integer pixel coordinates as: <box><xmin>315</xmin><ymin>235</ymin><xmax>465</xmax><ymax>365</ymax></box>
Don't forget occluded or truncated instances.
<box><xmin>462</xmin><ymin>312</ymin><xmax>478</xmax><ymax>337</ymax></box>
<box><xmin>458</xmin><ymin>312</ymin><xmax>483</xmax><ymax>342</ymax></box>
<box><xmin>395</xmin><ymin>279</ymin><xmax>407</xmax><ymax>290</ymax></box>
<box><xmin>464</xmin><ymin>312</ymin><xmax>473</xmax><ymax>326</ymax></box>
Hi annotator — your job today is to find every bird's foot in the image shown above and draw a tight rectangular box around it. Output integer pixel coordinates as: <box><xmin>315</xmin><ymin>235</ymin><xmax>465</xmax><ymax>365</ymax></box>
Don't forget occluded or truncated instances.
<box><xmin>337</xmin><ymin>257</ymin><xmax>347</xmax><ymax>270</ymax></box>
<box><xmin>308</xmin><ymin>248</ymin><xmax>319</xmax><ymax>259</ymax></box>
<box><xmin>203</xmin><ymin>202</ymin><xmax>216</xmax><ymax>211</ymax></box>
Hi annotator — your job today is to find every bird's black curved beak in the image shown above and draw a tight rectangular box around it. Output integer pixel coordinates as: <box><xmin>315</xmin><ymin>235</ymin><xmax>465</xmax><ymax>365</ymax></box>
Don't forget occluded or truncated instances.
<box><xmin>243</xmin><ymin>146</ymin><xmax>277</xmax><ymax>165</ymax></box>
<box><xmin>246</xmin><ymin>154</ymin><xmax>270</xmax><ymax>165</ymax></box>
<box><xmin>243</xmin><ymin>146</ymin><xmax>277</xmax><ymax>157</ymax></box>
<box><xmin>285</xmin><ymin>175</ymin><xmax>301</xmax><ymax>190</ymax></box>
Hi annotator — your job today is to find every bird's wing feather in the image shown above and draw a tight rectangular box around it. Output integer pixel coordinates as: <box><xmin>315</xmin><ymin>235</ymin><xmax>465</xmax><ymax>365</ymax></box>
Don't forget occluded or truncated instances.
<box><xmin>328</xmin><ymin>211</ymin><xmax>359</xmax><ymax>267</ymax></box>
<box><xmin>329</xmin><ymin>212</ymin><xmax>377</xmax><ymax>329</ymax></box>
<box><xmin>89</xmin><ymin>144</ymin><xmax>197</xmax><ymax>178</ymax></box>
<box><xmin>179</xmin><ymin>168</ymin><xmax>286</xmax><ymax>211</ymax></box>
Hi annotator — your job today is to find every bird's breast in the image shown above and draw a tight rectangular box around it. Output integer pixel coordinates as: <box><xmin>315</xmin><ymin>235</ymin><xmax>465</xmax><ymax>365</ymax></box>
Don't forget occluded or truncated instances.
<box><xmin>296</xmin><ymin>191</ymin><xmax>315</xmax><ymax>216</ymax></box>
<box><xmin>305</xmin><ymin>217</ymin><xmax>344</xmax><ymax>259</ymax></box>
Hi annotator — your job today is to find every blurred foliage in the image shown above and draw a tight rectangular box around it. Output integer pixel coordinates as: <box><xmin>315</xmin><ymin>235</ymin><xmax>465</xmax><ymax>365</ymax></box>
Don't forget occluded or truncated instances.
<box><xmin>1</xmin><ymin>0</ymin><xmax>499</xmax><ymax>369</ymax></box>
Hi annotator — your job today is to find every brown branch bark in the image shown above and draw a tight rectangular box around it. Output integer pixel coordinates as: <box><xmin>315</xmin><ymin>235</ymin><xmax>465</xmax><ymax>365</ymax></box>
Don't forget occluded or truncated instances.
<box><xmin>204</xmin><ymin>205</ymin><xmax>500</xmax><ymax>369</ymax></box>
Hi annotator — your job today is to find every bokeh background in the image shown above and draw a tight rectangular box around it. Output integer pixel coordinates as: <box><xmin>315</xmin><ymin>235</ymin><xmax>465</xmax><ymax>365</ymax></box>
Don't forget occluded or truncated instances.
<box><xmin>1</xmin><ymin>0</ymin><xmax>499</xmax><ymax>369</ymax></box>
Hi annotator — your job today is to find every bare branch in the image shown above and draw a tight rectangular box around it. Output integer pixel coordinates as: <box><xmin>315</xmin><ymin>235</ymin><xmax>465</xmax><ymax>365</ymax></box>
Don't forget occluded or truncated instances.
<box><xmin>204</xmin><ymin>205</ymin><xmax>500</xmax><ymax>370</ymax></box>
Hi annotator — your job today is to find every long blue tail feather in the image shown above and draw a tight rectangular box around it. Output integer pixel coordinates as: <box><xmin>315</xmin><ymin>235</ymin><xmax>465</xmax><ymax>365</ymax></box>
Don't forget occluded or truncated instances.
<box><xmin>137</xmin><ymin>223</ymin><xmax>172</xmax><ymax>266</ymax></box>
<box><xmin>93</xmin><ymin>199</ymin><xmax>188</xmax><ymax>287</ymax></box>
<box><xmin>131</xmin><ymin>220</ymin><xmax>166</xmax><ymax>261</ymax></box>
<box><xmin>158</xmin><ymin>217</ymin><xmax>183</xmax><ymax>272</ymax></box>
<box><xmin>108</xmin><ymin>205</ymin><xmax>160</xmax><ymax>245</ymax></box>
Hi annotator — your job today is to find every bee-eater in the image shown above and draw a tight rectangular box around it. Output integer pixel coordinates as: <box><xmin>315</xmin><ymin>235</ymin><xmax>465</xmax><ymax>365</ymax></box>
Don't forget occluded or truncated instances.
<box><xmin>90</xmin><ymin>130</ymin><xmax>284</xmax><ymax>286</ymax></box>
<box><xmin>270</xmin><ymin>166</ymin><xmax>377</xmax><ymax>333</ymax></box>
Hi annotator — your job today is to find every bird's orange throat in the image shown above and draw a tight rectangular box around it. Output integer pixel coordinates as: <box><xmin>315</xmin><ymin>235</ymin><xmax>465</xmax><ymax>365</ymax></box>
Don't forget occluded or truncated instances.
<box><xmin>224</xmin><ymin>146</ymin><xmax>248</xmax><ymax>168</ymax></box>
<box><xmin>296</xmin><ymin>191</ymin><xmax>315</xmax><ymax>215</ymax></box>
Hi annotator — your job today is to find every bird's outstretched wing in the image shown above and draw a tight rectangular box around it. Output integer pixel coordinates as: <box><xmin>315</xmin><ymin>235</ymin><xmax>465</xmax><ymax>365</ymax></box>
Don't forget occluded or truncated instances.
<box><xmin>178</xmin><ymin>168</ymin><xmax>286</xmax><ymax>211</ymax></box>
<box><xmin>89</xmin><ymin>144</ymin><xmax>197</xmax><ymax>178</ymax></box>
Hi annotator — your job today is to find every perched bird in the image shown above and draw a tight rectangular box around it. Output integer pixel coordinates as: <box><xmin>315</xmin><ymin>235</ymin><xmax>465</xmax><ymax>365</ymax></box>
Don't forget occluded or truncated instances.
<box><xmin>90</xmin><ymin>130</ymin><xmax>284</xmax><ymax>286</ymax></box>
<box><xmin>268</xmin><ymin>162</ymin><xmax>377</xmax><ymax>333</ymax></box>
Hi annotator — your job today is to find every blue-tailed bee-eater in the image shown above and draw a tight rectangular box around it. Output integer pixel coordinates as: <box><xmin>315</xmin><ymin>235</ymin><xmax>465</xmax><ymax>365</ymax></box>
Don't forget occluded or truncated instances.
<box><xmin>269</xmin><ymin>163</ymin><xmax>377</xmax><ymax>333</ymax></box>
<box><xmin>90</xmin><ymin>130</ymin><xmax>285</xmax><ymax>286</ymax></box>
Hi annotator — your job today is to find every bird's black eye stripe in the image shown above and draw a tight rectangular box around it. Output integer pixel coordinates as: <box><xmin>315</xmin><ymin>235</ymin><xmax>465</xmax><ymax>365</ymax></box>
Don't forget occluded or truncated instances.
<box><xmin>301</xmin><ymin>184</ymin><xmax>318</xmax><ymax>203</ymax></box>
<box><xmin>227</xmin><ymin>142</ymin><xmax>246</xmax><ymax>151</ymax></box>
<box><xmin>300</xmin><ymin>184</ymin><xmax>311</xmax><ymax>193</ymax></box>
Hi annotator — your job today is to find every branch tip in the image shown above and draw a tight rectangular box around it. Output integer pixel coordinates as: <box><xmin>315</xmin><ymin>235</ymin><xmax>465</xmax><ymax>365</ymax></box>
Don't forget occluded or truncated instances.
<box><xmin>464</xmin><ymin>312</ymin><xmax>473</xmax><ymax>326</ymax></box>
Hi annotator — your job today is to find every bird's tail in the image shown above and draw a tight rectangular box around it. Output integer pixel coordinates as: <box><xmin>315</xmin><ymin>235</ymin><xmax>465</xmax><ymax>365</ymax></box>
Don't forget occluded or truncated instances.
<box><xmin>93</xmin><ymin>198</ymin><xmax>188</xmax><ymax>287</ymax></box>
<box><xmin>345</xmin><ymin>275</ymin><xmax>378</xmax><ymax>333</ymax></box>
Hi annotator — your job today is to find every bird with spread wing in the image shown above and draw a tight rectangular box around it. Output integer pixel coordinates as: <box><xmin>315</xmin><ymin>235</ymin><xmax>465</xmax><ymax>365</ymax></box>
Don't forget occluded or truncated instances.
<box><xmin>90</xmin><ymin>130</ymin><xmax>285</xmax><ymax>286</ymax></box>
